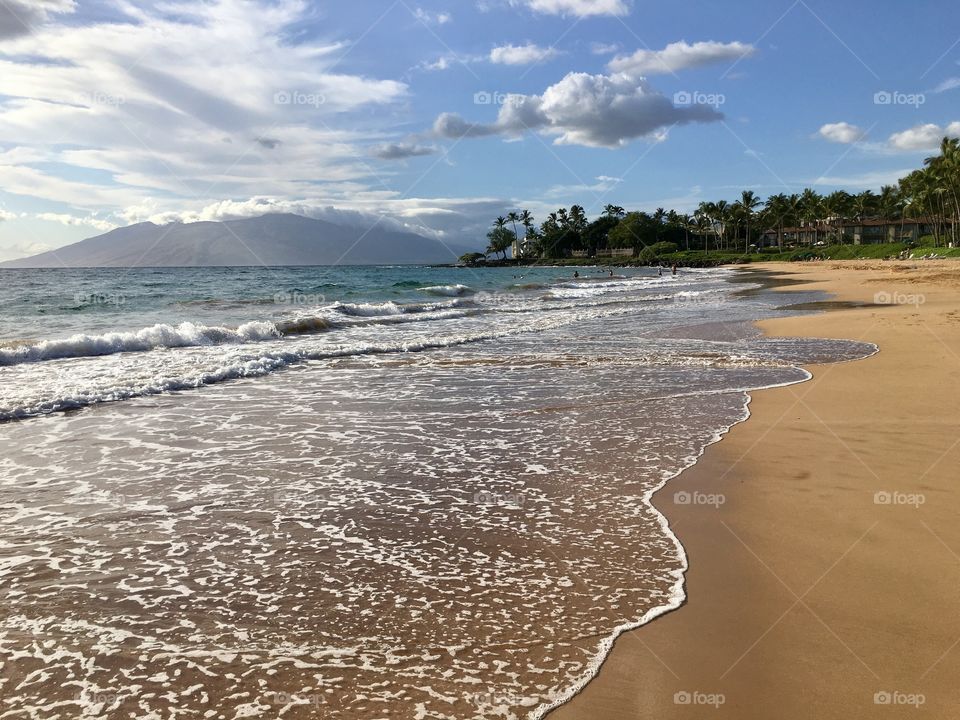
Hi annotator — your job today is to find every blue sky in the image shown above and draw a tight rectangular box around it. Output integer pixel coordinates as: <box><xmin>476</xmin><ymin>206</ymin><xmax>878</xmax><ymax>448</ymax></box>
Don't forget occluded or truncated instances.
<box><xmin>0</xmin><ymin>0</ymin><xmax>958</xmax><ymax>259</ymax></box>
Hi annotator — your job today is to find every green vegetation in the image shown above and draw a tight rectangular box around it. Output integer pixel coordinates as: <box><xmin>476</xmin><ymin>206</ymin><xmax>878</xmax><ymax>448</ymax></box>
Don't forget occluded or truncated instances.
<box><xmin>460</xmin><ymin>137</ymin><xmax>960</xmax><ymax>266</ymax></box>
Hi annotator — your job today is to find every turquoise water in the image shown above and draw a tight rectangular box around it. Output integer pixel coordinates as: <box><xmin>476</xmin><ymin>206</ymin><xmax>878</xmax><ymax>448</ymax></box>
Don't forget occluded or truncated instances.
<box><xmin>0</xmin><ymin>265</ymin><xmax>632</xmax><ymax>342</ymax></box>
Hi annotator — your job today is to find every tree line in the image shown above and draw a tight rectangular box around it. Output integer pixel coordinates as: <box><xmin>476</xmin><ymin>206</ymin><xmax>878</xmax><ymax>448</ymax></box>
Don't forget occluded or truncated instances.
<box><xmin>480</xmin><ymin>136</ymin><xmax>960</xmax><ymax>260</ymax></box>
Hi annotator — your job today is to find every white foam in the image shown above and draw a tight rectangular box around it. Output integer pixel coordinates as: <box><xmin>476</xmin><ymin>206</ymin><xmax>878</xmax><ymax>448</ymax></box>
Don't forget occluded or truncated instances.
<box><xmin>0</xmin><ymin>321</ymin><xmax>280</xmax><ymax>366</ymax></box>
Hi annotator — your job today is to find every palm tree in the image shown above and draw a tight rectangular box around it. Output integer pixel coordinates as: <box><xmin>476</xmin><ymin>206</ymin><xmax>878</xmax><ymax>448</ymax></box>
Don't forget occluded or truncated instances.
<box><xmin>603</xmin><ymin>204</ymin><xmax>626</xmax><ymax>218</ymax></box>
<box><xmin>765</xmin><ymin>193</ymin><xmax>789</xmax><ymax>251</ymax></box>
<box><xmin>507</xmin><ymin>211</ymin><xmax>520</xmax><ymax>243</ymax></box>
<box><xmin>739</xmin><ymin>190</ymin><xmax>763</xmax><ymax>252</ymax></box>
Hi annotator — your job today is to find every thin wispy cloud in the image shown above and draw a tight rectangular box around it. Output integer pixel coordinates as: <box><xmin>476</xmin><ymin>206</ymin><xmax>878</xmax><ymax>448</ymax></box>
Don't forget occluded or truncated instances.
<box><xmin>512</xmin><ymin>0</ymin><xmax>629</xmax><ymax>17</ymax></box>
<box><xmin>490</xmin><ymin>43</ymin><xmax>561</xmax><ymax>65</ymax></box>
<box><xmin>609</xmin><ymin>41</ymin><xmax>756</xmax><ymax>76</ymax></box>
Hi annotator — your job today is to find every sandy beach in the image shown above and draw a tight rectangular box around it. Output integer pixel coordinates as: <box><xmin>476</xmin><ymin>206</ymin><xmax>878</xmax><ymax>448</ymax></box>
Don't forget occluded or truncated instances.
<box><xmin>549</xmin><ymin>260</ymin><xmax>960</xmax><ymax>719</ymax></box>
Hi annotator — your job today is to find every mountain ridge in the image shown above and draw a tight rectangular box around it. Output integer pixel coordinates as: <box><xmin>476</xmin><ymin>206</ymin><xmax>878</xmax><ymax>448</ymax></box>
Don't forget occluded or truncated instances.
<box><xmin>0</xmin><ymin>214</ymin><xmax>471</xmax><ymax>268</ymax></box>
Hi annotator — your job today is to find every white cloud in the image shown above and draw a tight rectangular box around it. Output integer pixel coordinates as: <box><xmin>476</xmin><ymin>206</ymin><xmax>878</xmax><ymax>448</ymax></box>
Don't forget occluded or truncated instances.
<box><xmin>811</xmin><ymin>169</ymin><xmax>916</xmax><ymax>189</ymax></box>
<box><xmin>513</xmin><ymin>0</ymin><xmax>629</xmax><ymax>17</ymax></box>
<box><xmin>0</xmin><ymin>0</ymin><xmax>407</xmax><ymax>215</ymax></box>
<box><xmin>888</xmin><ymin>122</ymin><xmax>960</xmax><ymax>151</ymax></box>
<box><xmin>434</xmin><ymin>71</ymin><xmax>722</xmax><ymax>148</ymax></box>
<box><xmin>370</xmin><ymin>142</ymin><xmax>438</xmax><ymax>160</ymax></box>
<box><xmin>490</xmin><ymin>43</ymin><xmax>561</xmax><ymax>66</ymax></box>
<box><xmin>413</xmin><ymin>8</ymin><xmax>452</xmax><ymax>25</ymax></box>
<box><xmin>0</xmin><ymin>0</ymin><xmax>75</xmax><ymax>38</ymax></box>
<box><xmin>36</xmin><ymin>212</ymin><xmax>117</xmax><ymax>232</ymax></box>
<box><xmin>609</xmin><ymin>40</ymin><xmax>755</xmax><ymax>76</ymax></box>
<box><xmin>818</xmin><ymin>122</ymin><xmax>865</xmax><ymax>144</ymax></box>
<box><xmin>591</xmin><ymin>42</ymin><xmax>620</xmax><ymax>56</ymax></box>
<box><xmin>932</xmin><ymin>77</ymin><xmax>960</xmax><ymax>93</ymax></box>
<box><xmin>0</xmin><ymin>209</ymin><xmax>16</xmax><ymax>222</ymax></box>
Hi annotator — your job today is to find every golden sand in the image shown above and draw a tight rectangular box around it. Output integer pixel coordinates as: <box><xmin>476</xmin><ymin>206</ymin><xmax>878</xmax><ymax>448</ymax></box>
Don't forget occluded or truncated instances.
<box><xmin>549</xmin><ymin>260</ymin><xmax>960</xmax><ymax>719</ymax></box>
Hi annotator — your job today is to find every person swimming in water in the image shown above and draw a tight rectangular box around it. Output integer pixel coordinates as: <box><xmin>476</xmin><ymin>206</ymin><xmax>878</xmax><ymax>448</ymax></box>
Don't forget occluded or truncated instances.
<box><xmin>573</xmin><ymin>271</ymin><xmax>580</xmax><ymax>278</ymax></box>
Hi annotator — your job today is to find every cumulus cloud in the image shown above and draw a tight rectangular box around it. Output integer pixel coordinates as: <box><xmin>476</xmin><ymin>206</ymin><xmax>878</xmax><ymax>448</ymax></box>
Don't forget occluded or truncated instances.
<box><xmin>36</xmin><ymin>212</ymin><xmax>117</xmax><ymax>232</ymax></box>
<box><xmin>0</xmin><ymin>0</ymin><xmax>75</xmax><ymax>38</ymax></box>
<box><xmin>370</xmin><ymin>142</ymin><xmax>438</xmax><ymax>160</ymax></box>
<box><xmin>114</xmin><ymin>195</ymin><xmax>519</xmax><ymax>245</ymax></box>
<box><xmin>512</xmin><ymin>0</ymin><xmax>629</xmax><ymax>17</ymax></box>
<box><xmin>0</xmin><ymin>209</ymin><xmax>17</xmax><ymax>222</ymax></box>
<box><xmin>609</xmin><ymin>40</ymin><xmax>755</xmax><ymax>76</ymax></box>
<box><xmin>818</xmin><ymin>122</ymin><xmax>865</xmax><ymax>144</ymax></box>
<box><xmin>434</xmin><ymin>71</ymin><xmax>722</xmax><ymax>148</ymax></box>
<box><xmin>888</xmin><ymin>122</ymin><xmax>960</xmax><ymax>151</ymax></box>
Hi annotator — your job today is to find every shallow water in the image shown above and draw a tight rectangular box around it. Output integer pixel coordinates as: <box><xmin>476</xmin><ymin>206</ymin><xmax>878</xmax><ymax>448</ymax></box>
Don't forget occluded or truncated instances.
<box><xmin>0</xmin><ymin>266</ymin><xmax>875</xmax><ymax>719</ymax></box>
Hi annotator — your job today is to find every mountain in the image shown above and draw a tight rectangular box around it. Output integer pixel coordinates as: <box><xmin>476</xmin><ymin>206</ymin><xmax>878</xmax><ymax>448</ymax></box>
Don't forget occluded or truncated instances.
<box><xmin>0</xmin><ymin>214</ymin><xmax>473</xmax><ymax>268</ymax></box>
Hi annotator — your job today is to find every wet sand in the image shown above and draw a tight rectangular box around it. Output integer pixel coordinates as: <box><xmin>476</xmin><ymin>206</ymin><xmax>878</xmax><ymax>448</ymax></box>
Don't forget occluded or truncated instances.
<box><xmin>549</xmin><ymin>260</ymin><xmax>960</xmax><ymax>719</ymax></box>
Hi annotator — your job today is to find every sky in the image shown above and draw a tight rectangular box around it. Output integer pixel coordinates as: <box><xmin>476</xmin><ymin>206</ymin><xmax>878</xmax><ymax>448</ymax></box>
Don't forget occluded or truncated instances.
<box><xmin>0</xmin><ymin>0</ymin><xmax>958</xmax><ymax>260</ymax></box>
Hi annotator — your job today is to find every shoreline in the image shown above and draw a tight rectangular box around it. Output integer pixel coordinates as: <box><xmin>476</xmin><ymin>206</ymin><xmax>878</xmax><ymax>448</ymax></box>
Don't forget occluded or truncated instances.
<box><xmin>533</xmin><ymin>266</ymin><xmax>851</xmax><ymax>719</ymax></box>
<box><xmin>547</xmin><ymin>260</ymin><xmax>960</xmax><ymax>719</ymax></box>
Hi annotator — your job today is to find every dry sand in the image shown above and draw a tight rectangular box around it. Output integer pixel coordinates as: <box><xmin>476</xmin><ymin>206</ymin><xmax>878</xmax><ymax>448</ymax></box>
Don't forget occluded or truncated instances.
<box><xmin>548</xmin><ymin>260</ymin><xmax>960</xmax><ymax>719</ymax></box>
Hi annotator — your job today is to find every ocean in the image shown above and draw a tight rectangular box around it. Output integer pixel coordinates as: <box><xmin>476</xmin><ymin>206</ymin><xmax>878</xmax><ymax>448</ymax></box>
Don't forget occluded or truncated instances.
<box><xmin>0</xmin><ymin>265</ymin><xmax>875</xmax><ymax>719</ymax></box>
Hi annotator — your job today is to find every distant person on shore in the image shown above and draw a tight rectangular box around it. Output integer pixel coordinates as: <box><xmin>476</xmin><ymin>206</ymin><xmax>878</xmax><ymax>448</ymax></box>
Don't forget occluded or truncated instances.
<box><xmin>609</xmin><ymin>270</ymin><xmax>614</xmax><ymax>277</ymax></box>
<box><xmin>658</xmin><ymin>267</ymin><xmax>663</xmax><ymax>277</ymax></box>
<box><xmin>672</xmin><ymin>265</ymin><xmax>677</xmax><ymax>276</ymax></box>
